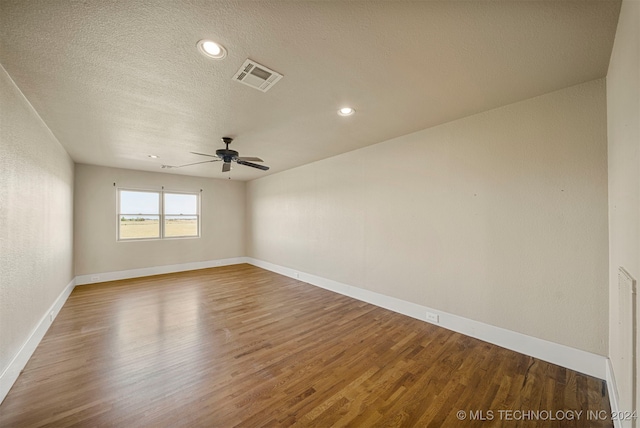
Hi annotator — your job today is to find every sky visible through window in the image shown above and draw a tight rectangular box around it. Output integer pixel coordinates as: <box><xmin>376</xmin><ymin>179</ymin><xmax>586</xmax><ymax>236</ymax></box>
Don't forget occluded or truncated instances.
<box><xmin>164</xmin><ymin>193</ymin><xmax>197</xmax><ymax>215</ymax></box>
<box><xmin>120</xmin><ymin>191</ymin><xmax>158</xmax><ymax>216</ymax></box>
<box><xmin>120</xmin><ymin>191</ymin><xmax>197</xmax><ymax>219</ymax></box>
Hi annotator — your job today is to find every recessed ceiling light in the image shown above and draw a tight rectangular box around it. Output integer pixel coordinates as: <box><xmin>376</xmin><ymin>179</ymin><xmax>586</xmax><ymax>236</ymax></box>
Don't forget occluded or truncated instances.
<box><xmin>337</xmin><ymin>107</ymin><xmax>355</xmax><ymax>116</ymax></box>
<box><xmin>197</xmin><ymin>39</ymin><xmax>227</xmax><ymax>59</ymax></box>
<box><xmin>148</xmin><ymin>155</ymin><xmax>159</xmax><ymax>159</ymax></box>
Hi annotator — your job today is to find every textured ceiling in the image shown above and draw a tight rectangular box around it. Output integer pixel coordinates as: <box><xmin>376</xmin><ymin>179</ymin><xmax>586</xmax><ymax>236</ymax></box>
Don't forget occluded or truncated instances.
<box><xmin>0</xmin><ymin>0</ymin><xmax>621</xmax><ymax>181</ymax></box>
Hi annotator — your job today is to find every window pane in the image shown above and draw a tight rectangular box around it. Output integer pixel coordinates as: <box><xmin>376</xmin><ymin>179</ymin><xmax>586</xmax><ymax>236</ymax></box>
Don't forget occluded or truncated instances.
<box><xmin>119</xmin><ymin>215</ymin><xmax>160</xmax><ymax>239</ymax></box>
<box><xmin>120</xmin><ymin>191</ymin><xmax>159</xmax><ymax>214</ymax></box>
<box><xmin>164</xmin><ymin>193</ymin><xmax>197</xmax><ymax>215</ymax></box>
<box><xmin>164</xmin><ymin>216</ymin><xmax>198</xmax><ymax>237</ymax></box>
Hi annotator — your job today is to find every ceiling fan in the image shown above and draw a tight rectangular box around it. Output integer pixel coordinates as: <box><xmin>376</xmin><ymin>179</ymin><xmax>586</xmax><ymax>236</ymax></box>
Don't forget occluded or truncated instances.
<box><xmin>162</xmin><ymin>137</ymin><xmax>269</xmax><ymax>172</ymax></box>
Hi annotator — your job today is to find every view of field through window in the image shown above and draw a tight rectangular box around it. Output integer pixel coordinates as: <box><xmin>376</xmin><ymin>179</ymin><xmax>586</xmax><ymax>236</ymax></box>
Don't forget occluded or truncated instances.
<box><xmin>118</xmin><ymin>190</ymin><xmax>199</xmax><ymax>240</ymax></box>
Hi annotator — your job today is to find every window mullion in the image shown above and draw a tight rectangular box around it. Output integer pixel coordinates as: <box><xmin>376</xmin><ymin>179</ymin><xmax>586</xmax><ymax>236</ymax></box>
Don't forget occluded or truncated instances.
<box><xmin>160</xmin><ymin>191</ymin><xmax>165</xmax><ymax>238</ymax></box>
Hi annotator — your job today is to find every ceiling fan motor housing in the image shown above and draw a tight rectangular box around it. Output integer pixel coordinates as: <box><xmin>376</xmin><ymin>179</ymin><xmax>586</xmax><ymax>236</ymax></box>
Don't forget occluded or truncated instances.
<box><xmin>216</xmin><ymin>148</ymin><xmax>238</xmax><ymax>163</ymax></box>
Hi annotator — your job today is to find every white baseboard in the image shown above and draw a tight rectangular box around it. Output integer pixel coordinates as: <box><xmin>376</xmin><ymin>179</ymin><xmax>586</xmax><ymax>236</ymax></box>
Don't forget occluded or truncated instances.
<box><xmin>75</xmin><ymin>257</ymin><xmax>246</xmax><ymax>285</ymax></box>
<box><xmin>0</xmin><ymin>277</ymin><xmax>76</xmax><ymax>404</ymax></box>
<box><xmin>606</xmin><ymin>358</ymin><xmax>623</xmax><ymax>428</ymax></box>
<box><xmin>246</xmin><ymin>257</ymin><xmax>608</xmax><ymax>380</ymax></box>
<box><xmin>2</xmin><ymin>259</ymin><xmax>613</xmax><ymax>411</ymax></box>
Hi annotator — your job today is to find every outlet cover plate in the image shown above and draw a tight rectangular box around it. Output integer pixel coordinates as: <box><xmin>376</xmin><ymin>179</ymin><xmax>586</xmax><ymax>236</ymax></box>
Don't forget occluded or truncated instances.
<box><xmin>426</xmin><ymin>312</ymin><xmax>439</xmax><ymax>323</ymax></box>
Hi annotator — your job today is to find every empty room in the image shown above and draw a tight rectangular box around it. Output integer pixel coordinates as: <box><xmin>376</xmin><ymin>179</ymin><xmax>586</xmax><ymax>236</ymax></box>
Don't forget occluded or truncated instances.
<box><xmin>1</xmin><ymin>0</ymin><xmax>638</xmax><ymax>427</ymax></box>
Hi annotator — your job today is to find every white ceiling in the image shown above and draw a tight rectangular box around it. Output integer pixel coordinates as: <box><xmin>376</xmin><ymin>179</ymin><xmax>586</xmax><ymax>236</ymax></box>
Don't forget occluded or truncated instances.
<box><xmin>0</xmin><ymin>0</ymin><xmax>621</xmax><ymax>181</ymax></box>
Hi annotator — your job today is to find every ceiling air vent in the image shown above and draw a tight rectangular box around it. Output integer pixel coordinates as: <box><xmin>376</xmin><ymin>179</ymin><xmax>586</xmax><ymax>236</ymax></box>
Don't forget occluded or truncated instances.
<box><xmin>232</xmin><ymin>59</ymin><xmax>283</xmax><ymax>92</ymax></box>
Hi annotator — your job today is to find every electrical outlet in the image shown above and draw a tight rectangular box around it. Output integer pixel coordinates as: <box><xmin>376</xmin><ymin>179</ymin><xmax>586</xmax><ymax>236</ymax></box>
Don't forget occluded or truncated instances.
<box><xmin>295</xmin><ymin>272</ymin><xmax>300</xmax><ymax>279</ymax></box>
<box><xmin>91</xmin><ymin>275</ymin><xmax>100</xmax><ymax>282</ymax></box>
<box><xmin>426</xmin><ymin>312</ymin><xmax>439</xmax><ymax>323</ymax></box>
<box><xmin>49</xmin><ymin>311</ymin><xmax>54</xmax><ymax>322</ymax></box>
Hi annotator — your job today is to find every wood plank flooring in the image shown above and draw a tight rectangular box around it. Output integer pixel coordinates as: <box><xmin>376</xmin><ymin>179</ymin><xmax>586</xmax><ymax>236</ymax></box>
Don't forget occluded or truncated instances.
<box><xmin>0</xmin><ymin>264</ymin><xmax>612</xmax><ymax>427</ymax></box>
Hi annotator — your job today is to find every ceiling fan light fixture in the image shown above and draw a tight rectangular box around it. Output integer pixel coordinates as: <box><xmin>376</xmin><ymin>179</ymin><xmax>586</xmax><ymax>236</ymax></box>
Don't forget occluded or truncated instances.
<box><xmin>338</xmin><ymin>107</ymin><xmax>355</xmax><ymax>116</ymax></box>
<box><xmin>197</xmin><ymin>39</ymin><xmax>227</xmax><ymax>59</ymax></box>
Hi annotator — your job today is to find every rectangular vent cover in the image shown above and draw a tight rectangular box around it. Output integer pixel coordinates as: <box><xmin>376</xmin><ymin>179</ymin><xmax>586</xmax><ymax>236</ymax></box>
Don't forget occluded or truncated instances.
<box><xmin>232</xmin><ymin>59</ymin><xmax>283</xmax><ymax>92</ymax></box>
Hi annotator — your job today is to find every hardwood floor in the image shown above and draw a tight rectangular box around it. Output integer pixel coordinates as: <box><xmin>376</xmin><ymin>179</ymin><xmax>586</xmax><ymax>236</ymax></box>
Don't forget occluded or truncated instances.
<box><xmin>0</xmin><ymin>264</ymin><xmax>612</xmax><ymax>427</ymax></box>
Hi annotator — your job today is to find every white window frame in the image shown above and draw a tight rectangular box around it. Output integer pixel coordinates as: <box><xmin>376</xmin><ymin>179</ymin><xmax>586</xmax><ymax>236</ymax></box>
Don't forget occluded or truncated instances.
<box><xmin>117</xmin><ymin>188</ymin><xmax>201</xmax><ymax>241</ymax></box>
<box><xmin>162</xmin><ymin>190</ymin><xmax>201</xmax><ymax>239</ymax></box>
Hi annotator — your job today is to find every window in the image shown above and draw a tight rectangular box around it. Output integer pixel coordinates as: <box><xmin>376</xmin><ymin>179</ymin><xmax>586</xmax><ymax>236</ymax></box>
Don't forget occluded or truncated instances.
<box><xmin>118</xmin><ymin>190</ymin><xmax>160</xmax><ymax>240</ymax></box>
<box><xmin>164</xmin><ymin>192</ymin><xmax>199</xmax><ymax>238</ymax></box>
<box><xmin>118</xmin><ymin>189</ymin><xmax>200</xmax><ymax>241</ymax></box>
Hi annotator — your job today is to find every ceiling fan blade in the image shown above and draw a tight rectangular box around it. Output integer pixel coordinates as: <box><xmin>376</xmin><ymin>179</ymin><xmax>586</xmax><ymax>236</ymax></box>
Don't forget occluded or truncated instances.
<box><xmin>222</xmin><ymin>162</ymin><xmax>231</xmax><ymax>173</ymax></box>
<box><xmin>162</xmin><ymin>159</ymin><xmax>220</xmax><ymax>169</ymax></box>
<box><xmin>190</xmin><ymin>151</ymin><xmax>219</xmax><ymax>158</ymax></box>
<box><xmin>237</xmin><ymin>160</ymin><xmax>270</xmax><ymax>171</ymax></box>
<box><xmin>237</xmin><ymin>157</ymin><xmax>263</xmax><ymax>162</ymax></box>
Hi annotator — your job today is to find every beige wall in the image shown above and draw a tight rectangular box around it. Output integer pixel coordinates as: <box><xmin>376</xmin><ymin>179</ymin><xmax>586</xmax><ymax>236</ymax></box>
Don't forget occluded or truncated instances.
<box><xmin>0</xmin><ymin>66</ymin><xmax>75</xmax><ymax>375</ymax></box>
<box><xmin>607</xmin><ymin>0</ymin><xmax>640</xmax><ymax>417</ymax></box>
<box><xmin>74</xmin><ymin>164</ymin><xmax>245</xmax><ymax>275</ymax></box>
<box><xmin>247</xmin><ymin>79</ymin><xmax>609</xmax><ymax>355</ymax></box>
